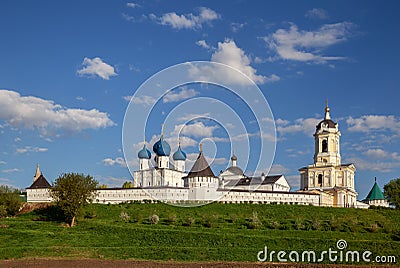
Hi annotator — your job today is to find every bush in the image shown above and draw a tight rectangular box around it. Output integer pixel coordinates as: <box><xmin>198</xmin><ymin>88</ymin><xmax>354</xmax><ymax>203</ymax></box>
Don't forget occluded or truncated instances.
<box><xmin>184</xmin><ymin>217</ymin><xmax>195</xmax><ymax>227</ymax></box>
<box><xmin>248</xmin><ymin>211</ymin><xmax>262</xmax><ymax>229</ymax></box>
<box><xmin>0</xmin><ymin>185</ymin><xmax>22</xmax><ymax>217</ymax></box>
<box><xmin>312</xmin><ymin>219</ymin><xmax>321</xmax><ymax>230</ymax></box>
<box><xmin>120</xmin><ymin>211</ymin><xmax>130</xmax><ymax>222</ymax></box>
<box><xmin>269</xmin><ymin>221</ymin><xmax>280</xmax><ymax>229</ymax></box>
<box><xmin>167</xmin><ymin>214</ymin><xmax>177</xmax><ymax>224</ymax></box>
<box><xmin>203</xmin><ymin>214</ymin><xmax>218</xmax><ymax>228</ymax></box>
<box><xmin>148</xmin><ymin>214</ymin><xmax>159</xmax><ymax>224</ymax></box>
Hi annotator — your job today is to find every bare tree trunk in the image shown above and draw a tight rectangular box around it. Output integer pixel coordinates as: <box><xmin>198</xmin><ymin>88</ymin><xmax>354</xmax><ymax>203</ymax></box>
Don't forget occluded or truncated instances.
<box><xmin>70</xmin><ymin>216</ymin><xmax>75</xmax><ymax>227</ymax></box>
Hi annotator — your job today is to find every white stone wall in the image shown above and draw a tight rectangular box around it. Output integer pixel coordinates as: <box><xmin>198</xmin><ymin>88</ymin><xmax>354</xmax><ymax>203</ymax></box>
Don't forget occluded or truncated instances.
<box><xmin>26</xmin><ymin>188</ymin><xmax>52</xmax><ymax>203</ymax></box>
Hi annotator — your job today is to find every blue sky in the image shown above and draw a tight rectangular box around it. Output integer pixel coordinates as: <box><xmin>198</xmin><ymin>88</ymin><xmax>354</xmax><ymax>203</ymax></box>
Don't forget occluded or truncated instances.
<box><xmin>0</xmin><ymin>0</ymin><xmax>399</xmax><ymax>199</ymax></box>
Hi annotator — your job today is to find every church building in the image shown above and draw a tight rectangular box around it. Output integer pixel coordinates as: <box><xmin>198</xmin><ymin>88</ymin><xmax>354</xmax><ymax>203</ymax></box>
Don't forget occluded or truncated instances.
<box><xmin>299</xmin><ymin>102</ymin><xmax>358</xmax><ymax>207</ymax></box>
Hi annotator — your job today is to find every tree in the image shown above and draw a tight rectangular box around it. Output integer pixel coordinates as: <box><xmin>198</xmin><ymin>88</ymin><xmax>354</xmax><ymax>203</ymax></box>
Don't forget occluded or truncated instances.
<box><xmin>0</xmin><ymin>185</ymin><xmax>22</xmax><ymax>217</ymax></box>
<box><xmin>384</xmin><ymin>178</ymin><xmax>400</xmax><ymax>209</ymax></box>
<box><xmin>51</xmin><ymin>173</ymin><xmax>98</xmax><ymax>226</ymax></box>
<box><xmin>122</xmin><ymin>181</ymin><xmax>133</xmax><ymax>188</ymax></box>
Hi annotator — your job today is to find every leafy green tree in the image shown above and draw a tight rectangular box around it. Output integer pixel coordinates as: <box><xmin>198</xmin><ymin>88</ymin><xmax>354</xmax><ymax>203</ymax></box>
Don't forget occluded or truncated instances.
<box><xmin>122</xmin><ymin>181</ymin><xmax>133</xmax><ymax>188</ymax></box>
<box><xmin>51</xmin><ymin>173</ymin><xmax>98</xmax><ymax>226</ymax></box>
<box><xmin>0</xmin><ymin>185</ymin><xmax>22</xmax><ymax>217</ymax></box>
<box><xmin>384</xmin><ymin>178</ymin><xmax>400</xmax><ymax>209</ymax></box>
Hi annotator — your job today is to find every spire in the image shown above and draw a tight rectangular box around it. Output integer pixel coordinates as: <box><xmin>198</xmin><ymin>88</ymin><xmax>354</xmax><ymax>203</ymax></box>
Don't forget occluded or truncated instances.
<box><xmin>33</xmin><ymin>163</ymin><xmax>41</xmax><ymax>182</ymax></box>
<box><xmin>161</xmin><ymin>123</ymin><xmax>165</xmax><ymax>139</ymax></box>
<box><xmin>324</xmin><ymin>99</ymin><xmax>331</xmax><ymax>120</ymax></box>
<box><xmin>199</xmin><ymin>143</ymin><xmax>203</xmax><ymax>153</ymax></box>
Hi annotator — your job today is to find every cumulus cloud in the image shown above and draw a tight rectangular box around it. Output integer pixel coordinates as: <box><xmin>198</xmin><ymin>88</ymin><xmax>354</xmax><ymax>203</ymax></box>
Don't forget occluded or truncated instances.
<box><xmin>163</xmin><ymin>87</ymin><xmax>198</xmax><ymax>103</ymax></box>
<box><xmin>269</xmin><ymin>164</ymin><xmax>289</xmax><ymax>175</ymax></box>
<box><xmin>0</xmin><ymin>161</ymin><xmax>6</xmax><ymax>165</ymax></box>
<box><xmin>126</xmin><ymin>2</ymin><xmax>139</xmax><ymax>8</ymax></box>
<box><xmin>363</xmin><ymin>149</ymin><xmax>400</xmax><ymax>160</ymax></box>
<box><xmin>1</xmin><ymin>168</ymin><xmax>19</xmax><ymax>173</ymax></box>
<box><xmin>77</xmin><ymin>57</ymin><xmax>117</xmax><ymax>80</ymax></box>
<box><xmin>346</xmin><ymin>157</ymin><xmax>400</xmax><ymax>173</ymax></box>
<box><xmin>276</xmin><ymin>117</ymin><xmax>320</xmax><ymax>136</ymax></box>
<box><xmin>0</xmin><ymin>90</ymin><xmax>115</xmax><ymax>135</ymax></box>
<box><xmin>305</xmin><ymin>8</ymin><xmax>329</xmax><ymax>19</ymax></box>
<box><xmin>264</xmin><ymin>22</ymin><xmax>354</xmax><ymax>63</ymax></box>
<box><xmin>172</xmin><ymin>122</ymin><xmax>218</xmax><ymax>138</ymax></box>
<box><xmin>154</xmin><ymin>7</ymin><xmax>220</xmax><ymax>30</ymax></box>
<box><xmin>16</xmin><ymin>146</ymin><xmax>48</xmax><ymax>154</ymax></box>
<box><xmin>346</xmin><ymin>115</ymin><xmax>400</xmax><ymax>134</ymax></box>
<box><xmin>123</xmin><ymin>95</ymin><xmax>156</xmax><ymax>106</ymax></box>
<box><xmin>196</xmin><ymin>39</ymin><xmax>211</xmax><ymax>49</ymax></box>
<box><xmin>188</xmin><ymin>39</ymin><xmax>267</xmax><ymax>85</ymax></box>
<box><xmin>102</xmin><ymin>157</ymin><xmax>127</xmax><ymax>167</ymax></box>
<box><xmin>265</xmin><ymin>74</ymin><xmax>281</xmax><ymax>83</ymax></box>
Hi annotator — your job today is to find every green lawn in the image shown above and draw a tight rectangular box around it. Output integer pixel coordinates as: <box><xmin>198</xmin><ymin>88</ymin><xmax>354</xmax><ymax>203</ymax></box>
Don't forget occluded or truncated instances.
<box><xmin>0</xmin><ymin>202</ymin><xmax>399</xmax><ymax>265</ymax></box>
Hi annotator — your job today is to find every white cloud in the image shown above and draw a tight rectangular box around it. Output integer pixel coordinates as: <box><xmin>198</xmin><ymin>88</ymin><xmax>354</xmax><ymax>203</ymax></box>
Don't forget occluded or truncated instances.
<box><xmin>363</xmin><ymin>149</ymin><xmax>400</xmax><ymax>160</ymax></box>
<box><xmin>346</xmin><ymin>115</ymin><xmax>400</xmax><ymax>134</ymax></box>
<box><xmin>264</xmin><ymin>22</ymin><xmax>354</xmax><ymax>63</ymax></box>
<box><xmin>1</xmin><ymin>168</ymin><xmax>19</xmax><ymax>173</ymax></box>
<box><xmin>196</xmin><ymin>40</ymin><xmax>211</xmax><ymax>49</ymax></box>
<box><xmin>265</xmin><ymin>74</ymin><xmax>281</xmax><ymax>83</ymax></box>
<box><xmin>102</xmin><ymin>157</ymin><xmax>127</xmax><ymax>167</ymax></box>
<box><xmin>277</xmin><ymin>117</ymin><xmax>320</xmax><ymax>136</ymax></box>
<box><xmin>172</xmin><ymin>122</ymin><xmax>218</xmax><ymax>138</ymax></box>
<box><xmin>305</xmin><ymin>8</ymin><xmax>329</xmax><ymax>19</ymax></box>
<box><xmin>14</xmin><ymin>137</ymin><xmax>21</xmax><ymax>142</ymax></box>
<box><xmin>231</xmin><ymin>22</ymin><xmax>245</xmax><ymax>32</ymax></box>
<box><xmin>16</xmin><ymin>146</ymin><xmax>48</xmax><ymax>154</ymax></box>
<box><xmin>0</xmin><ymin>161</ymin><xmax>6</xmax><ymax>165</ymax></box>
<box><xmin>186</xmin><ymin>153</ymin><xmax>227</xmax><ymax>166</ymax></box>
<box><xmin>346</xmin><ymin>157</ymin><xmax>400</xmax><ymax>173</ymax></box>
<box><xmin>123</xmin><ymin>95</ymin><xmax>156</xmax><ymax>106</ymax></box>
<box><xmin>77</xmin><ymin>57</ymin><xmax>117</xmax><ymax>80</ymax></box>
<box><xmin>177</xmin><ymin>113</ymin><xmax>211</xmax><ymax>122</ymax></box>
<box><xmin>0</xmin><ymin>90</ymin><xmax>115</xmax><ymax>135</ymax></box>
<box><xmin>126</xmin><ymin>2</ymin><xmax>139</xmax><ymax>8</ymax></box>
<box><xmin>269</xmin><ymin>164</ymin><xmax>289</xmax><ymax>175</ymax></box>
<box><xmin>156</xmin><ymin>7</ymin><xmax>220</xmax><ymax>30</ymax></box>
<box><xmin>163</xmin><ymin>87</ymin><xmax>198</xmax><ymax>103</ymax></box>
<box><xmin>76</xmin><ymin>96</ymin><xmax>85</xmax><ymax>101</ymax></box>
<box><xmin>95</xmin><ymin>175</ymin><xmax>129</xmax><ymax>188</ymax></box>
<box><xmin>188</xmin><ymin>39</ymin><xmax>266</xmax><ymax>85</ymax></box>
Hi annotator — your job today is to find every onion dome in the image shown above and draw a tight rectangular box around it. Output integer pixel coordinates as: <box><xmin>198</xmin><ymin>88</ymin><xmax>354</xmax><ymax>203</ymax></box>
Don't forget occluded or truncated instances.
<box><xmin>173</xmin><ymin>145</ymin><xmax>187</xmax><ymax>161</ymax></box>
<box><xmin>138</xmin><ymin>144</ymin><xmax>151</xmax><ymax>159</ymax></box>
<box><xmin>231</xmin><ymin>154</ymin><xmax>237</xmax><ymax>161</ymax></box>
<box><xmin>153</xmin><ymin>136</ymin><xmax>171</xmax><ymax>156</ymax></box>
<box><xmin>316</xmin><ymin>100</ymin><xmax>337</xmax><ymax>131</ymax></box>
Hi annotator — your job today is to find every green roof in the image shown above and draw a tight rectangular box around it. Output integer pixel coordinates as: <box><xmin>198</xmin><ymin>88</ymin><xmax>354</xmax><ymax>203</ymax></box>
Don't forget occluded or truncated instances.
<box><xmin>365</xmin><ymin>182</ymin><xmax>385</xmax><ymax>200</ymax></box>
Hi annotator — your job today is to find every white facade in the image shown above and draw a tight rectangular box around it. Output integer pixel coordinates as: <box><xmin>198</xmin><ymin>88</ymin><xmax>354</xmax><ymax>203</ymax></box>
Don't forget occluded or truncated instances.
<box><xmin>299</xmin><ymin>103</ymin><xmax>358</xmax><ymax>207</ymax></box>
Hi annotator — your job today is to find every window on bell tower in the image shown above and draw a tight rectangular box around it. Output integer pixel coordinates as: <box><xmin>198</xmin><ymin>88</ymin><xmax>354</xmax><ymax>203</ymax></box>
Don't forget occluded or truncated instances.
<box><xmin>322</xmin><ymin>139</ymin><xmax>328</xmax><ymax>152</ymax></box>
<box><xmin>318</xmin><ymin>174</ymin><xmax>323</xmax><ymax>186</ymax></box>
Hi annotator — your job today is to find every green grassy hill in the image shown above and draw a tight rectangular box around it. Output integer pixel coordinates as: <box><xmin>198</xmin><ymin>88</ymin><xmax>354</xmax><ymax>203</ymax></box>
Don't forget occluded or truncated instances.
<box><xmin>0</xmin><ymin>203</ymin><xmax>399</xmax><ymax>264</ymax></box>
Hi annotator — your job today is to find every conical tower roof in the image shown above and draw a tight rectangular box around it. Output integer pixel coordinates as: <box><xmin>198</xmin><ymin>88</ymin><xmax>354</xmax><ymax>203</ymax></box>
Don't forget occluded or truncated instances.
<box><xmin>365</xmin><ymin>179</ymin><xmax>385</xmax><ymax>200</ymax></box>
<box><xmin>186</xmin><ymin>150</ymin><xmax>216</xmax><ymax>178</ymax></box>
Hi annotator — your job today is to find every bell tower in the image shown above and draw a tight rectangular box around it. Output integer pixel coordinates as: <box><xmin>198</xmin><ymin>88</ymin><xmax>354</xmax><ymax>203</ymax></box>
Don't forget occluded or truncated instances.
<box><xmin>299</xmin><ymin>101</ymin><xmax>357</xmax><ymax>208</ymax></box>
<box><xmin>313</xmin><ymin>100</ymin><xmax>341</xmax><ymax>166</ymax></box>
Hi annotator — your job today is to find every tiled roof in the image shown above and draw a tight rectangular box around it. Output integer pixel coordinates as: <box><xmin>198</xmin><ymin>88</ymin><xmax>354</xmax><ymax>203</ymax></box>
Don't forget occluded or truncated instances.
<box><xmin>185</xmin><ymin>151</ymin><xmax>216</xmax><ymax>178</ymax></box>
<box><xmin>27</xmin><ymin>175</ymin><xmax>51</xmax><ymax>189</ymax></box>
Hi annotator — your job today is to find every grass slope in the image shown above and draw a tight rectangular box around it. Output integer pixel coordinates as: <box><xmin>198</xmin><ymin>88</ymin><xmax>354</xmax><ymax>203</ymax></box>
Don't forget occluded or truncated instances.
<box><xmin>0</xmin><ymin>203</ymin><xmax>399</xmax><ymax>264</ymax></box>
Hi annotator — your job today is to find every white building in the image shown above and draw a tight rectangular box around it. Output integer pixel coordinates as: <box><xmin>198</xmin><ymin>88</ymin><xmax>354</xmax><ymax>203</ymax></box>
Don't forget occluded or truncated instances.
<box><xmin>26</xmin><ymin>102</ymin><xmax>384</xmax><ymax>208</ymax></box>
<box><xmin>299</xmin><ymin>102</ymin><xmax>358</xmax><ymax>207</ymax></box>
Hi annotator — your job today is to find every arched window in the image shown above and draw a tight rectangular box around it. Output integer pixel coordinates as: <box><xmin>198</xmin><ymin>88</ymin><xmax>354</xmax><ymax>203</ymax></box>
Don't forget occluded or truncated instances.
<box><xmin>318</xmin><ymin>174</ymin><xmax>323</xmax><ymax>185</ymax></box>
<box><xmin>322</xmin><ymin>139</ymin><xmax>328</xmax><ymax>152</ymax></box>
